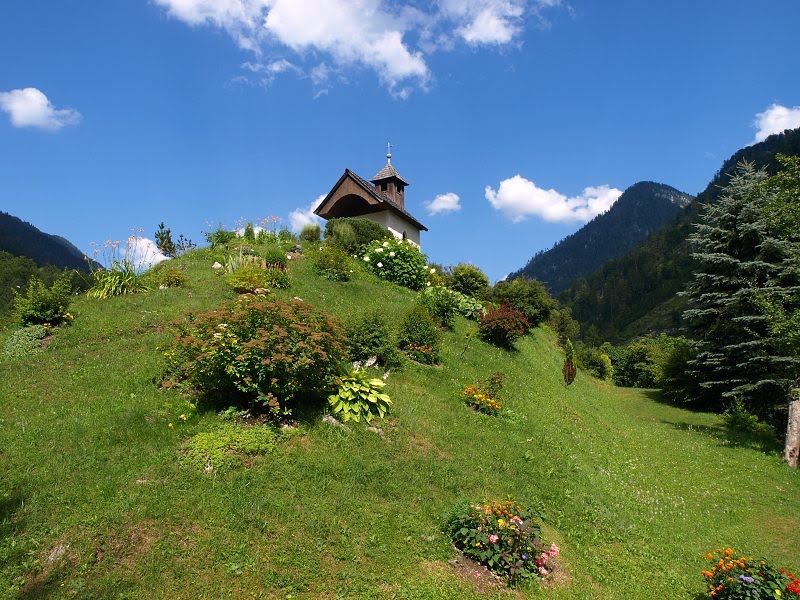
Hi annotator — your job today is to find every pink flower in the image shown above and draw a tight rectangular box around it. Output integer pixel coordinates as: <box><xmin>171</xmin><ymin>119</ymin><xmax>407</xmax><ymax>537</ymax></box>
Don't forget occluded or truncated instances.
<box><xmin>538</xmin><ymin>566</ymin><xmax>549</xmax><ymax>576</ymax></box>
<box><xmin>511</xmin><ymin>515</ymin><xmax>523</xmax><ymax>524</ymax></box>
<box><xmin>549</xmin><ymin>543</ymin><xmax>560</xmax><ymax>557</ymax></box>
<box><xmin>488</xmin><ymin>534</ymin><xmax>499</xmax><ymax>544</ymax></box>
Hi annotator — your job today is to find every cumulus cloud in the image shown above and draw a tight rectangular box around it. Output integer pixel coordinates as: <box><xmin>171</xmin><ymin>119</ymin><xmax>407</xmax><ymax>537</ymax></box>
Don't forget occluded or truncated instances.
<box><xmin>485</xmin><ymin>175</ymin><xmax>622</xmax><ymax>223</ymax></box>
<box><xmin>127</xmin><ymin>237</ymin><xmax>170</xmax><ymax>270</ymax></box>
<box><xmin>425</xmin><ymin>192</ymin><xmax>461</xmax><ymax>215</ymax></box>
<box><xmin>288</xmin><ymin>194</ymin><xmax>325</xmax><ymax>232</ymax></box>
<box><xmin>155</xmin><ymin>0</ymin><xmax>563</xmax><ymax>94</ymax></box>
<box><xmin>0</xmin><ymin>87</ymin><xmax>81</xmax><ymax>131</ymax></box>
<box><xmin>752</xmin><ymin>103</ymin><xmax>800</xmax><ymax>144</ymax></box>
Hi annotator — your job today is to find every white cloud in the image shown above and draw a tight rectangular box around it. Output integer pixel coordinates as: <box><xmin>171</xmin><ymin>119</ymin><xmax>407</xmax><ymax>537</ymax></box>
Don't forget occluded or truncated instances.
<box><xmin>288</xmin><ymin>194</ymin><xmax>325</xmax><ymax>232</ymax></box>
<box><xmin>155</xmin><ymin>0</ymin><xmax>564</xmax><ymax>94</ymax></box>
<box><xmin>0</xmin><ymin>87</ymin><xmax>81</xmax><ymax>131</ymax></box>
<box><xmin>752</xmin><ymin>103</ymin><xmax>800</xmax><ymax>144</ymax></box>
<box><xmin>425</xmin><ymin>192</ymin><xmax>461</xmax><ymax>215</ymax></box>
<box><xmin>127</xmin><ymin>237</ymin><xmax>170</xmax><ymax>271</ymax></box>
<box><xmin>485</xmin><ymin>175</ymin><xmax>622</xmax><ymax>223</ymax></box>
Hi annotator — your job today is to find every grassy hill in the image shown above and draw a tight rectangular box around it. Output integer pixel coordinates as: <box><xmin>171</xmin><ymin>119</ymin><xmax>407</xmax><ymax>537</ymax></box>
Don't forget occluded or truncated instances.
<box><xmin>1</xmin><ymin>245</ymin><xmax>798</xmax><ymax>599</ymax></box>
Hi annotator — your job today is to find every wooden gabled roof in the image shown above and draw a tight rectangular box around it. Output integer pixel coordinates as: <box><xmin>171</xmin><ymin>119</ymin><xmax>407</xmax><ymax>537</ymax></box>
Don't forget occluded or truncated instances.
<box><xmin>314</xmin><ymin>169</ymin><xmax>428</xmax><ymax>231</ymax></box>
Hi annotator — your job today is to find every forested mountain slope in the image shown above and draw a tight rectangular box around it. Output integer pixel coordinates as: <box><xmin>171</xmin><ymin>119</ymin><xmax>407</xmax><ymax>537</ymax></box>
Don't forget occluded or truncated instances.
<box><xmin>510</xmin><ymin>182</ymin><xmax>692</xmax><ymax>295</ymax></box>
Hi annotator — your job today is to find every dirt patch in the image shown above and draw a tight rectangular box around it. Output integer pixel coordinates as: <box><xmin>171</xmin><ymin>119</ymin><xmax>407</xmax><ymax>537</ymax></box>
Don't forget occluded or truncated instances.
<box><xmin>443</xmin><ymin>555</ymin><xmax>509</xmax><ymax>595</ymax></box>
<box><xmin>407</xmin><ymin>432</ymin><xmax>451</xmax><ymax>460</ymax></box>
<box><xmin>93</xmin><ymin>520</ymin><xmax>160</xmax><ymax>568</ymax></box>
<box><xmin>19</xmin><ymin>541</ymin><xmax>78</xmax><ymax>597</ymax></box>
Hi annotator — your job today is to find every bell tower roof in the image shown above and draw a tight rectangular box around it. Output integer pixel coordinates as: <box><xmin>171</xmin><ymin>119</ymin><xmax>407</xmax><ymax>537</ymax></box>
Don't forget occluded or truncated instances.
<box><xmin>370</xmin><ymin>142</ymin><xmax>409</xmax><ymax>186</ymax></box>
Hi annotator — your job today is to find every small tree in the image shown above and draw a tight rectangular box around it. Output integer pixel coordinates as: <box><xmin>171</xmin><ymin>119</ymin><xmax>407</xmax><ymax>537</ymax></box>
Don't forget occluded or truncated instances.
<box><xmin>448</xmin><ymin>263</ymin><xmax>490</xmax><ymax>298</ymax></box>
<box><xmin>563</xmin><ymin>339</ymin><xmax>577</xmax><ymax>386</ymax></box>
<box><xmin>155</xmin><ymin>222</ymin><xmax>177</xmax><ymax>257</ymax></box>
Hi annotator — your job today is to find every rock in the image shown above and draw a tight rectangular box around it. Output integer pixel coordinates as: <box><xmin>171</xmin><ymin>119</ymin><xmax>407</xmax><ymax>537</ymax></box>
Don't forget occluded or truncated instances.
<box><xmin>212</xmin><ymin>261</ymin><xmax>223</xmax><ymax>270</ymax></box>
<box><xmin>322</xmin><ymin>414</ymin><xmax>350</xmax><ymax>431</ymax></box>
<box><xmin>366</xmin><ymin>426</ymin><xmax>385</xmax><ymax>438</ymax></box>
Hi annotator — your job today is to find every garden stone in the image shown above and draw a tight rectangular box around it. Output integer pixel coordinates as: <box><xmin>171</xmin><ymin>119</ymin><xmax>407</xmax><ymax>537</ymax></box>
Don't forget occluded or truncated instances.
<box><xmin>212</xmin><ymin>261</ymin><xmax>222</xmax><ymax>270</ymax></box>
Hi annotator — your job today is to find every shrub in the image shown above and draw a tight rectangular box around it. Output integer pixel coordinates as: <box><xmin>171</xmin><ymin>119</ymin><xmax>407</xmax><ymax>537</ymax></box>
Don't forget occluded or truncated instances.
<box><xmin>225</xmin><ymin>265</ymin><xmax>289</xmax><ymax>293</ymax></box>
<box><xmin>163</xmin><ymin>296</ymin><xmax>346</xmax><ymax>412</ymax></box>
<box><xmin>444</xmin><ymin>500</ymin><xmax>557</xmax><ymax>586</ymax></box>
<box><xmin>299</xmin><ymin>224</ymin><xmax>321</xmax><ymax>242</ymax></box>
<box><xmin>148</xmin><ymin>266</ymin><xmax>187</xmax><ymax>289</ymax></box>
<box><xmin>549</xmin><ymin>307</ymin><xmax>580</xmax><ymax>346</ymax></box>
<box><xmin>363</xmin><ymin>238</ymin><xmax>430</xmax><ymax>291</ymax></box>
<box><xmin>700</xmin><ymin>548</ymin><xmax>795</xmax><ymax>599</ymax></box>
<box><xmin>260</xmin><ymin>246</ymin><xmax>288</xmax><ymax>270</ymax></box>
<box><xmin>181</xmin><ymin>423</ymin><xmax>277</xmax><ymax>473</ymax></box>
<box><xmin>478</xmin><ymin>305</ymin><xmax>529</xmax><ymax>349</ymax></box>
<box><xmin>420</xmin><ymin>286</ymin><xmax>461</xmax><ymax>328</ymax></box>
<box><xmin>3</xmin><ymin>324</ymin><xmax>49</xmax><ymax>360</ymax></box>
<box><xmin>575</xmin><ymin>342</ymin><xmax>613</xmax><ymax>381</ymax></box>
<box><xmin>312</xmin><ymin>245</ymin><xmax>353</xmax><ymax>282</ymax></box>
<box><xmin>206</xmin><ymin>227</ymin><xmax>237</xmax><ymax>248</ymax></box>
<box><xmin>448</xmin><ymin>263</ymin><xmax>490</xmax><ymax>298</ymax></box>
<box><xmin>13</xmin><ymin>272</ymin><xmax>73</xmax><ymax>325</ymax></box>
<box><xmin>398</xmin><ymin>304</ymin><xmax>441</xmax><ymax>365</ymax></box>
<box><xmin>345</xmin><ymin>311</ymin><xmax>400</xmax><ymax>368</ymax></box>
<box><xmin>328</xmin><ymin>361</ymin><xmax>392</xmax><ymax>423</ymax></box>
<box><xmin>563</xmin><ymin>339</ymin><xmax>577</xmax><ymax>385</ymax></box>
<box><xmin>243</xmin><ymin>222</ymin><xmax>256</xmax><ymax>243</ymax></box>
<box><xmin>486</xmin><ymin>278</ymin><xmax>556</xmax><ymax>327</ymax></box>
<box><xmin>325</xmin><ymin>217</ymin><xmax>392</xmax><ymax>253</ymax></box>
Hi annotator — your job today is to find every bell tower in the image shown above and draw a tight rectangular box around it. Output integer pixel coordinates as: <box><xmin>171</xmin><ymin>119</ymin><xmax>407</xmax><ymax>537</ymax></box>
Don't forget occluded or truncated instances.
<box><xmin>370</xmin><ymin>143</ymin><xmax>409</xmax><ymax>210</ymax></box>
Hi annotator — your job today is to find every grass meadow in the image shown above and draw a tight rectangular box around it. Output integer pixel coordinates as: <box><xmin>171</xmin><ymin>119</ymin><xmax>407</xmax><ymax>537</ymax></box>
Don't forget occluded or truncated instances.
<box><xmin>1</xmin><ymin>247</ymin><xmax>798</xmax><ymax>599</ymax></box>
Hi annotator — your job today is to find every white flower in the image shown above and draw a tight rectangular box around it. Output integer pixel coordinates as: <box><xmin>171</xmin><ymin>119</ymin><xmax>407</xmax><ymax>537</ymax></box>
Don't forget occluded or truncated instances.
<box><xmin>376</xmin><ymin>247</ymin><xmax>383</xmax><ymax>253</ymax></box>
<box><xmin>426</xmin><ymin>281</ymin><xmax>431</xmax><ymax>286</ymax></box>
<box><xmin>377</xmin><ymin>262</ymin><xmax>383</xmax><ymax>268</ymax></box>
<box><xmin>389</xmin><ymin>251</ymin><xmax>396</xmax><ymax>257</ymax></box>
<box><xmin>382</xmin><ymin>241</ymin><xmax>390</xmax><ymax>247</ymax></box>
<box><xmin>363</xmin><ymin>256</ymin><xmax>369</xmax><ymax>261</ymax></box>
<box><xmin>430</xmin><ymin>268</ymin><xmax>436</xmax><ymax>274</ymax></box>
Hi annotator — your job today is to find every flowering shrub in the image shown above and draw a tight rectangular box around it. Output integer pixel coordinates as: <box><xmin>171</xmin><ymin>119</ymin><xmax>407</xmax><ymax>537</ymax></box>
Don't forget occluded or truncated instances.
<box><xmin>162</xmin><ymin>296</ymin><xmax>345</xmax><ymax>413</ymax></box>
<box><xmin>398</xmin><ymin>304</ymin><xmax>441</xmax><ymax>365</ymax></box>
<box><xmin>462</xmin><ymin>372</ymin><xmax>505</xmax><ymax>416</ymax></box>
<box><xmin>444</xmin><ymin>500</ymin><xmax>557</xmax><ymax>586</ymax></box>
<box><xmin>700</xmin><ymin>548</ymin><xmax>796</xmax><ymax>598</ymax></box>
<box><xmin>328</xmin><ymin>359</ymin><xmax>392</xmax><ymax>423</ymax></box>
<box><xmin>478</xmin><ymin>305</ymin><xmax>530</xmax><ymax>349</ymax></box>
<box><xmin>362</xmin><ymin>238</ymin><xmax>430</xmax><ymax>290</ymax></box>
<box><xmin>86</xmin><ymin>232</ymin><xmax>155</xmax><ymax>299</ymax></box>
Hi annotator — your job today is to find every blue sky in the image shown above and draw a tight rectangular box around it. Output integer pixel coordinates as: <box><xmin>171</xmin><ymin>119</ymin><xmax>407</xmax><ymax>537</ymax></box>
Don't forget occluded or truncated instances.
<box><xmin>1</xmin><ymin>1</ymin><xmax>799</xmax><ymax>281</ymax></box>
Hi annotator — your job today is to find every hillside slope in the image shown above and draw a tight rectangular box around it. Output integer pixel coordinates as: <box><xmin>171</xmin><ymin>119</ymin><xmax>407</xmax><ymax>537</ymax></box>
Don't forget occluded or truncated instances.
<box><xmin>561</xmin><ymin>127</ymin><xmax>800</xmax><ymax>342</ymax></box>
<box><xmin>0</xmin><ymin>212</ymin><xmax>90</xmax><ymax>271</ymax></box>
<box><xmin>510</xmin><ymin>182</ymin><xmax>692</xmax><ymax>295</ymax></box>
<box><xmin>1</xmin><ymin>246</ymin><xmax>798</xmax><ymax>599</ymax></box>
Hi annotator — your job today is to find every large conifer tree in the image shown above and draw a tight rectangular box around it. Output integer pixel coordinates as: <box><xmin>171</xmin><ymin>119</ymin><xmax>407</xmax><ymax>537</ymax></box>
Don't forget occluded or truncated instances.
<box><xmin>681</xmin><ymin>161</ymin><xmax>800</xmax><ymax>422</ymax></box>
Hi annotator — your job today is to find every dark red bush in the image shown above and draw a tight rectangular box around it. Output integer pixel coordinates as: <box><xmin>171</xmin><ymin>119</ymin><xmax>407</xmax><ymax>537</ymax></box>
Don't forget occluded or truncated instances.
<box><xmin>478</xmin><ymin>305</ymin><xmax>530</xmax><ymax>349</ymax></box>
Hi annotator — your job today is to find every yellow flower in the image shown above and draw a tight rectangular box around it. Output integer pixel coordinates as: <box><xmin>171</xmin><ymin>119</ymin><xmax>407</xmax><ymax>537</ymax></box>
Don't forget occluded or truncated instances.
<box><xmin>168</xmin><ymin>422</ymin><xmax>174</xmax><ymax>429</ymax></box>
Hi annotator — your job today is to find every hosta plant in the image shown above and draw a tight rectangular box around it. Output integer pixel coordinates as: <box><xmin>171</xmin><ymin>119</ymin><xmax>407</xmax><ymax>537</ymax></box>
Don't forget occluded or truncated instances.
<box><xmin>445</xmin><ymin>499</ymin><xmax>557</xmax><ymax>586</ymax></box>
<box><xmin>328</xmin><ymin>360</ymin><xmax>392</xmax><ymax>423</ymax></box>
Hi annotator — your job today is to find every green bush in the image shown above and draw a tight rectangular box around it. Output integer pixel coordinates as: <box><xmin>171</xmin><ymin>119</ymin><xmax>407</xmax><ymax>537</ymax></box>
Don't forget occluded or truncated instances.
<box><xmin>549</xmin><ymin>307</ymin><xmax>580</xmax><ymax>346</ymax></box>
<box><xmin>419</xmin><ymin>286</ymin><xmax>461</xmax><ymax>328</ymax></box>
<box><xmin>148</xmin><ymin>265</ymin><xmax>187</xmax><ymax>289</ymax></box>
<box><xmin>243</xmin><ymin>222</ymin><xmax>256</xmax><ymax>243</ymax></box>
<box><xmin>299</xmin><ymin>224</ymin><xmax>321</xmax><ymax>242</ymax></box>
<box><xmin>88</xmin><ymin>261</ymin><xmax>148</xmax><ymax>299</ymax></box>
<box><xmin>312</xmin><ymin>245</ymin><xmax>353</xmax><ymax>282</ymax></box>
<box><xmin>3</xmin><ymin>324</ymin><xmax>49</xmax><ymax>360</ymax></box>
<box><xmin>260</xmin><ymin>246</ymin><xmax>289</xmax><ymax>269</ymax></box>
<box><xmin>225</xmin><ymin>265</ymin><xmax>289</xmax><ymax>293</ymax></box>
<box><xmin>345</xmin><ymin>311</ymin><xmax>400</xmax><ymax>368</ymax></box>
<box><xmin>13</xmin><ymin>272</ymin><xmax>73</xmax><ymax>325</ymax></box>
<box><xmin>328</xmin><ymin>365</ymin><xmax>392</xmax><ymax>423</ymax></box>
<box><xmin>444</xmin><ymin>499</ymin><xmax>557</xmax><ymax>586</ymax></box>
<box><xmin>486</xmin><ymin>278</ymin><xmax>556</xmax><ymax>327</ymax></box>
<box><xmin>398</xmin><ymin>304</ymin><xmax>441</xmax><ymax>365</ymax></box>
<box><xmin>181</xmin><ymin>423</ymin><xmax>277</xmax><ymax>473</ymax></box>
<box><xmin>325</xmin><ymin>217</ymin><xmax>392</xmax><ymax>253</ymax></box>
<box><xmin>575</xmin><ymin>342</ymin><xmax>614</xmax><ymax>381</ymax></box>
<box><xmin>163</xmin><ymin>296</ymin><xmax>346</xmax><ymax>412</ymax></box>
<box><xmin>363</xmin><ymin>238</ymin><xmax>429</xmax><ymax>291</ymax></box>
<box><xmin>478</xmin><ymin>306</ymin><xmax>529</xmax><ymax>349</ymax></box>
<box><xmin>206</xmin><ymin>227</ymin><xmax>237</xmax><ymax>248</ymax></box>
<box><xmin>448</xmin><ymin>263</ymin><xmax>490</xmax><ymax>298</ymax></box>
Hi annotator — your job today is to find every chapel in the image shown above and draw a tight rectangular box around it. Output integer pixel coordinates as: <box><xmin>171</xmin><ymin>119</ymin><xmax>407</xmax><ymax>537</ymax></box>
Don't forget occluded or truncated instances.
<box><xmin>314</xmin><ymin>146</ymin><xmax>428</xmax><ymax>247</ymax></box>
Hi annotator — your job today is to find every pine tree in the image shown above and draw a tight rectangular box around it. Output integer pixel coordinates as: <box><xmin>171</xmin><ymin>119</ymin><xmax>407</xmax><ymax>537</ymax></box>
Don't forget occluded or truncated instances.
<box><xmin>681</xmin><ymin>161</ymin><xmax>800</xmax><ymax>422</ymax></box>
<box><xmin>155</xmin><ymin>222</ymin><xmax>177</xmax><ymax>257</ymax></box>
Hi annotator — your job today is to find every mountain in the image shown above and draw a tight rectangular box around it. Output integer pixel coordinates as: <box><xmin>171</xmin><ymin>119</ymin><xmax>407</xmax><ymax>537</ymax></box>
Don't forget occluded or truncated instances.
<box><xmin>0</xmin><ymin>212</ymin><xmax>90</xmax><ymax>271</ymax></box>
<box><xmin>509</xmin><ymin>182</ymin><xmax>692</xmax><ymax>295</ymax></box>
<box><xmin>560</xmin><ymin>127</ymin><xmax>800</xmax><ymax>342</ymax></box>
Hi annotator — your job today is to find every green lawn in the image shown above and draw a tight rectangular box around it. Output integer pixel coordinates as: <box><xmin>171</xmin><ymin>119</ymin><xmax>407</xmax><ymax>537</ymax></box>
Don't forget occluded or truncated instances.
<box><xmin>1</xmin><ymin>247</ymin><xmax>798</xmax><ymax>599</ymax></box>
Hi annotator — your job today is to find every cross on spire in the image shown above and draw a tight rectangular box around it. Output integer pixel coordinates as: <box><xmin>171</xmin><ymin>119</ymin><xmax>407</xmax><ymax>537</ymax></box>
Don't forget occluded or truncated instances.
<box><xmin>387</xmin><ymin>142</ymin><xmax>392</xmax><ymax>163</ymax></box>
